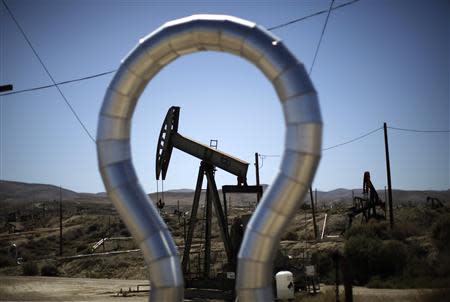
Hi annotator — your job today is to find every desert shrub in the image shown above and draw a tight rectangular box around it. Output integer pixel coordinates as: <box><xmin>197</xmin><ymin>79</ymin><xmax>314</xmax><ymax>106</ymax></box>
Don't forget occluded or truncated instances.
<box><xmin>300</xmin><ymin>202</ymin><xmax>311</xmax><ymax>210</ymax></box>
<box><xmin>431</xmin><ymin>214</ymin><xmax>450</xmax><ymax>251</ymax></box>
<box><xmin>41</xmin><ymin>263</ymin><xmax>59</xmax><ymax>276</ymax></box>
<box><xmin>390</xmin><ymin>222</ymin><xmax>420</xmax><ymax>239</ymax></box>
<box><xmin>65</xmin><ymin>228</ymin><xmax>83</xmax><ymax>241</ymax></box>
<box><xmin>120</xmin><ymin>229</ymin><xmax>130</xmax><ymax>236</ymax></box>
<box><xmin>311</xmin><ymin>250</ymin><xmax>334</xmax><ymax>282</ymax></box>
<box><xmin>22</xmin><ymin>261</ymin><xmax>39</xmax><ymax>276</ymax></box>
<box><xmin>0</xmin><ymin>253</ymin><xmax>14</xmax><ymax>267</ymax></box>
<box><xmin>87</xmin><ymin>223</ymin><xmax>100</xmax><ymax>233</ymax></box>
<box><xmin>344</xmin><ymin>234</ymin><xmax>382</xmax><ymax>284</ymax></box>
<box><xmin>76</xmin><ymin>244</ymin><xmax>88</xmax><ymax>253</ymax></box>
<box><xmin>345</xmin><ymin>221</ymin><xmax>390</xmax><ymax>240</ymax></box>
<box><xmin>282</xmin><ymin>231</ymin><xmax>298</xmax><ymax>241</ymax></box>
<box><xmin>377</xmin><ymin>240</ymin><xmax>407</xmax><ymax>277</ymax></box>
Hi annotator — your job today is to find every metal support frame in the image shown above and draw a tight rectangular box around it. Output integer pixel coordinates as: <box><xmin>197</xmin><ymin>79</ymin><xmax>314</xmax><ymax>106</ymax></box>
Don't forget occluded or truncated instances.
<box><xmin>182</xmin><ymin>163</ymin><xmax>205</xmax><ymax>274</ymax></box>
<box><xmin>204</xmin><ymin>164</ymin><xmax>233</xmax><ymax>265</ymax></box>
<box><xmin>182</xmin><ymin>162</ymin><xmax>233</xmax><ymax>278</ymax></box>
<box><xmin>204</xmin><ymin>185</ymin><xmax>212</xmax><ymax>278</ymax></box>
<box><xmin>346</xmin><ymin>172</ymin><xmax>386</xmax><ymax>229</ymax></box>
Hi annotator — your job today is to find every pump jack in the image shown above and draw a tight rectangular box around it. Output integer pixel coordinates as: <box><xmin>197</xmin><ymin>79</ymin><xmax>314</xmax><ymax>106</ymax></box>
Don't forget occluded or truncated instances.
<box><xmin>156</xmin><ymin>106</ymin><xmax>262</xmax><ymax>292</ymax></box>
<box><xmin>346</xmin><ymin>171</ymin><xmax>386</xmax><ymax>229</ymax></box>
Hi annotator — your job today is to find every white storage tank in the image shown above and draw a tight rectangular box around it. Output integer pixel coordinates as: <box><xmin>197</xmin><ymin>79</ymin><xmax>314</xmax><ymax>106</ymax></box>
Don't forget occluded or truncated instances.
<box><xmin>275</xmin><ymin>270</ymin><xmax>295</xmax><ymax>300</ymax></box>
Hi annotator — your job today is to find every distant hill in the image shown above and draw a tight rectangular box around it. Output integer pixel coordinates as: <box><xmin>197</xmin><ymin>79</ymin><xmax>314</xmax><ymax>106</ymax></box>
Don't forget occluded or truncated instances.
<box><xmin>1</xmin><ymin>180</ymin><xmax>448</xmax><ymax>206</ymax></box>
<box><xmin>166</xmin><ymin>189</ymin><xmax>195</xmax><ymax>193</ymax></box>
<box><xmin>313</xmin><ymin>188</ymin><xmax>450</xmax><ymax>205</ymax></box>
<box><xmin>0</xmin><ymin>180</ymin><xmax>80</xmax><ymax>202</ymax></box>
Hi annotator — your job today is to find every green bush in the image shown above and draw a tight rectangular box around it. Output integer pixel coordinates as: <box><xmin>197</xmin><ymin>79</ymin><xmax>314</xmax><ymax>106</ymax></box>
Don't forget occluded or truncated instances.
<box><xmin>41</xmin><ymin>263</ymin><xmax>59</xmax><ymax>276</ymax></box>
<box><xmin>311</xmin><ymin>250</ymin><xmax>334</xmax><ymax>282</ymax></box>
<box><xmin>120</xmin><ymin>229</ymin><xmax>130</xmax><ymax>236</ymax></box>
<box><xmin>377</xmin><ymin>240</ymin><xmax>407</xmax><ymax>277</ymax></box>
<box><xmin>431</xmin><ymin>214</ymin><xmax>450</xmax><ymax>251</ymax></box>
<box><xmin>390</xmin><ymin>222</ymin><xmax>420</xmax><ymax>239</ymax></box>
<box><xmin>22</xmin><ymin>261</ymin><xmax>39</xmax><ymax>276</ymax></box>
<box><xmin>345</xmin><ymin>221</ymin><xmax>390</xmax><ymax>240</ymax></box>
<box><xmin>0</xmin><ymin>253</ymin><xmax>14</xmax><ymax>267</ymax></box>
<box><xmin>282</xmin><ymin>231</ymin><xmax>298</xmax><ymax>241</ymax></box>
<box><xmin>87</xmin><ymin>223</ymin><xmax>99</xmax><ymax>233</ymax></box>
<box><xmin>76</xmin><ymin>244</ymin><xmax>88</xmax><ymax>253</ymax></box>
<box><xmin>344</xmin><ymin>234</ymin><xmax>382</xmax><ymax>284</ymax></box>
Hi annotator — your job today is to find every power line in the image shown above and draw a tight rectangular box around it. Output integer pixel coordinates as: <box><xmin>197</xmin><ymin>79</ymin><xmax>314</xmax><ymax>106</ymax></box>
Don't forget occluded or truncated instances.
<box><xmin>322</xmin><ymin>126</ymin><xmax>383</xmax><ymax>151</ymax></box>
<box><xmin>0</xmin><ymin>70</ymin><xmax>117</xmax><ymax>96</ymax></box>
<box><xmin>268</xmin><ymin>0</ymin><xmax>360</xmax><ymax>31</ymax></box>
<box><xmin>2</xmin><ymin>0</ymin><xmax>96</xmax><ymax>143</ymax></box>
<box><xmin>258</xmin><ymin>124</ymin><xmax>449</xmax><ymax>158</ymax></box>
<box><xmin>308</xmin><ymin>0</ymin><xmax>335</xmax><ymax>75</ymax></box>
<box><xmin>259</xmin><ymin>126</ymin><xmax>383</xmax><ymax>163</ymax></box>
<box><xmin>387</xmin><ymin>126</ymin><xmax>450</xmax><ymax>133</ymax></box>
<box><xmin>0</xmin><ymin>1</ymin><xmax>362</xmax><ymax>98</ymax></box>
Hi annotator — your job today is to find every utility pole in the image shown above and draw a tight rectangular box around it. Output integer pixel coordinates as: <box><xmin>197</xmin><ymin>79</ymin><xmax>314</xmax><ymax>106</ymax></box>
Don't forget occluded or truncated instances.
<box><xmin>309</xmin><ymin>187</ymin><xmax>318</xmax><ymax>240</ymax></box>
<box><xmin>59</xmin><ymin>186</ymin><xmax>63</xmax><ymax>256</ymax></box>
<box><xmin>383</xmin><ymin>122</ymin><xmax>394</xmax><ymax>229</ymax></box>
<box><xmin>255</xmin><ymin>152</ymin><xmax>261</xmax><ymax>202</ymax></box>
<box><xmin>177</xmin><ymin>200</ymin><xmax>180</xmax><ymax>223</ymax></box>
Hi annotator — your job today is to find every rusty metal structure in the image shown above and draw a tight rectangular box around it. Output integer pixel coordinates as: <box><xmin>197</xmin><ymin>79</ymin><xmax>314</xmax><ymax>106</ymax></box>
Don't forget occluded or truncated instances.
<box><xmin>155</xmin><ymin>106</ymin><xmax>261</xmax><ymax>290</ymax></box>
<box><xmin>97</xmin><ymin>14</ymin><xmax>321</xmax><ymax>301</ymax></box>
<box><xmin>426</xmin><ymin>196</ymin><xmax>445</xmax><ymax>209</ymax></box>
<box><xmin>347</xmin><ymin>171</ymin><xmax>386</xmax><ymax>228</ymax></box>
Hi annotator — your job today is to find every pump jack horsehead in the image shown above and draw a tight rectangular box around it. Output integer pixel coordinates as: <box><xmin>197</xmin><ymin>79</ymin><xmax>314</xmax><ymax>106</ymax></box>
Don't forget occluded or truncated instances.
<box><xmin>97</xmin><ymin>15</ymin><xmax>322</xmax><ymax>301</ymax></box>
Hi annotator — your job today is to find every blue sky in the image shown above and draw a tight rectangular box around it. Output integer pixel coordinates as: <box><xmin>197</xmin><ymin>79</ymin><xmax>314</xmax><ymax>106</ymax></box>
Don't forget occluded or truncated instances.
<box><xmin>1</xmin><ymin>0</ymin><xmax>449</xmax><ymax>193</ymax></box>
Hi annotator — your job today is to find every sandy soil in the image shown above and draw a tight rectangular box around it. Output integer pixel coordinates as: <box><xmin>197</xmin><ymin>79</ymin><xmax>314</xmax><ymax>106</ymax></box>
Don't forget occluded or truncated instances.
<box><xmin>1</xmin><ymin>276</ymin><xmax>445</xmax><ymax>302</ymax></box>
<box><xmin>0</xmin><ymin>276</ymin><xmax>148</xmax><ymax>302</ymax></box>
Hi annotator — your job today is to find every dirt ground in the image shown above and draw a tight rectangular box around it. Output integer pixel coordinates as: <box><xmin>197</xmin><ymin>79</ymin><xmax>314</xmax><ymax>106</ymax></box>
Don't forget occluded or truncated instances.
<box><xmin>304</xmin><ymin>285</ymin><xmax>442</xmax><ymax>302</ymax></box>
<box><xmin>0</xmin><ymin>276</ymin><xmax>148</xmax><ymax>302</ymax></box>
<box><xmin>1</xmin><ymin>276</ymin><xmax>446</xmax><ymax>302</ymax></box>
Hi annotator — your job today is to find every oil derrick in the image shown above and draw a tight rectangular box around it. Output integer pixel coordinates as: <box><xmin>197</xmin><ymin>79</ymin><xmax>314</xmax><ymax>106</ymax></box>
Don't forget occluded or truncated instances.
<box><xmin>426</xmin><ymin>196</ymin><xmax>445</xmax><ymax>209</ymax></box>
<box><xmin>155</xmin><ymin>106</ymin><xmax>262</xmax><ymax>297</ymax></box>
<box><xmin>346</xmin><ymin>171</ymin><xmax>386</xmax><ymax>229</ymax></box>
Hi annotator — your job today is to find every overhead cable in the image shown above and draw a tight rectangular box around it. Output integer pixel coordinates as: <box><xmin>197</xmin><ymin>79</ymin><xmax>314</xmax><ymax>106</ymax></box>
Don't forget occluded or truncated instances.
<box><xmin>322</xmin><ymin>126</ymin><xmax>383</xmax><ymax>151</ymax></box>
<box><xmin>2</xmin><ymin>0</ymin><xmax>96</xmax><ymax>143</ymax></box>
<box><xmin>1</xmin><ymin>0</ymin><xmax>362</xmax><ymax>97</ymax></box>
<box><xmin>308</xmin><ymin>0</ymin><xmax>335</xmax><ymax>75</ymax></box>
<box><xmin>0</xmin><ymin>70</ymin><xmax>117</xmax><ymax>96</ymax></box>
<box><xmin>268</xmin><ymin>0</ymin><xmax>360</xmax><ymax>31</ymax></box>
<box><xmin>388</xmin><ymin>126</ymin><xmax>450</xmax><ymax>133</ymax></box>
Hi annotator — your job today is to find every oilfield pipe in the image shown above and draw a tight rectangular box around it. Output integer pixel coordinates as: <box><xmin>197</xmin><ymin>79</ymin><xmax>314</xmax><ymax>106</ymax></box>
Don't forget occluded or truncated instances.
<box><xmin>97</xmin><ymin>14</ymin><xmax>322</xmax><ymax>301</ymax></box>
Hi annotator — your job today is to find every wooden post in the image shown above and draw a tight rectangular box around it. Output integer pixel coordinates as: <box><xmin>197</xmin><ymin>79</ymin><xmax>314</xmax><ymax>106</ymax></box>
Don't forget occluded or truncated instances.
<box><xmin>255</xmin><ymin>153</ymin><xmax>261</xmax><ymax>202</ymax></box>
<box><xmin>59</xmin><ymin>186</ymin><xmax>63</xmax><ymax>256</ymax></box>
<box><xmin>342</xmin><ymin>256</ymin><xmax>353</xmax><ymax>302</ymax></box>
<box><xmin>177</xmin><ymin>200</ymin><xmax>180</xmax><ymax>224</ymax></box>
<box><xmin>383</xmin><ymin>122</ymin><xmax>394</xmax><ymax>229</ymax></box>
<box><xmin>309</xmin><ymin>187</ymin><xmax>318</xmax><ymax>240</ymax></box>
<box><xmin>334</xmin><ymin>252</ymin><xmax>340</xmax><ymax>302</ymax></box>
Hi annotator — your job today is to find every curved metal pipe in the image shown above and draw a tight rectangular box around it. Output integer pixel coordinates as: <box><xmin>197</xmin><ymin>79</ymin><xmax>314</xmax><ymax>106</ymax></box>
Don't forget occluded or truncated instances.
<box><xmin>97</xmin><ymin>14</ymin><xmax>321</xmax><ymax>301</ymax></box>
